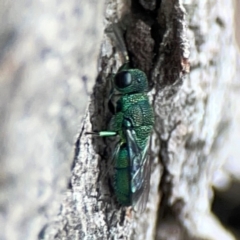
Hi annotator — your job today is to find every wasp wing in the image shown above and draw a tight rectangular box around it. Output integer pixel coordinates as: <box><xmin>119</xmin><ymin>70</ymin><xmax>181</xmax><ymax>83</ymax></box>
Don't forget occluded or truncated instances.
<box><xmin>133</xmin><ymin>148</ymin><xmax>151</xmax><ymax>213</ymax></box>
<box><xmin>125</xmin><ymin>128</ymin><xmax>151</xmax><ymax>212</ymax></box>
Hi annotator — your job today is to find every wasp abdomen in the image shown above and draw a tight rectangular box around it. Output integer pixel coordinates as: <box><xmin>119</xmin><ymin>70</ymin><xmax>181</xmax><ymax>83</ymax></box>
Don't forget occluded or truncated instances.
<box><xmin>114</xmin><ymin>143</ymin><xmax>132</xmax><ymax>206</ymax></box>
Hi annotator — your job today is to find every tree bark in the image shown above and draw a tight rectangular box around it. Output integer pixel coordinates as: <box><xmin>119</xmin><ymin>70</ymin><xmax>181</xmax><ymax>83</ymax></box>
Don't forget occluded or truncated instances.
<box><xmin>0</xmin><ymin>0</ymin><xmax>239</xmax><ymax>240</ymax></box>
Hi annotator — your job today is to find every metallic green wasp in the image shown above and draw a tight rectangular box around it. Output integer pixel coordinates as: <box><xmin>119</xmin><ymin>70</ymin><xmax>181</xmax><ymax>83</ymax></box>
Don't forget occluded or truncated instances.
<box><xmin>89</xmin><ymin>25</ymin><xmax>154</xmax><ymax>211</ymax></box>
<box><xmin>89</xmin><ymin>63</ymin><xmax>154</xmax><ymax>211</ymax></box>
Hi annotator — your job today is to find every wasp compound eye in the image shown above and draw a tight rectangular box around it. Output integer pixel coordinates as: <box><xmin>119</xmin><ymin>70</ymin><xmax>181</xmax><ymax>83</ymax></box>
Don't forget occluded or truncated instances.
<box><xmin>114</xmin><ymin>71</ymin><xmax>132</xmax><ymax>89</ymax></box>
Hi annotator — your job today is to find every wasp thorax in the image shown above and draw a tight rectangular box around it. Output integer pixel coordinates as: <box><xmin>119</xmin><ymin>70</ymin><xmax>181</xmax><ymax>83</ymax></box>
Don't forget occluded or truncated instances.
<box><xmin>114</xmin><ymin>69</ymin><xmax>148</xmax><ymax>94</ymax></box>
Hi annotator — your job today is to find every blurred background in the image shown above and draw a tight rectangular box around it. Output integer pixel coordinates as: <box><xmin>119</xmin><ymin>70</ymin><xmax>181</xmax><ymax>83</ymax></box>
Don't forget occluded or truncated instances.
<box><xmin>211</xmin><ymin>0</ymin><xmax>240</xmax><ymax>238</ymax></box>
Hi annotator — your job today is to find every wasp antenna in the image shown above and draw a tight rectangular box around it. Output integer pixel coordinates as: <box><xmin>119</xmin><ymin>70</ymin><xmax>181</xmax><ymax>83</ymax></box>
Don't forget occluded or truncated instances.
<box><xmin>112</xmin><ymin>25</ymin><xmax>129</xmax><ymax>62</ymax></box>
<box><xmin>105</xmin><ymin>23</ymin><xmax>129</xmax><ymax>64</ymax></box>
<box><xmin>123</xmin><ymin>52</ymin><xmax>129</xmax><ymax>64</ymax></box>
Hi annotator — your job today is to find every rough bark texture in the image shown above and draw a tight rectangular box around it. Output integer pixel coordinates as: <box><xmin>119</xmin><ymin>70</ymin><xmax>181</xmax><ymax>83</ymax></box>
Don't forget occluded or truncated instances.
<box><xmin>0</xmin><ymin>0</ymin><xmax>239</xmax><ymax>240</ymax></box>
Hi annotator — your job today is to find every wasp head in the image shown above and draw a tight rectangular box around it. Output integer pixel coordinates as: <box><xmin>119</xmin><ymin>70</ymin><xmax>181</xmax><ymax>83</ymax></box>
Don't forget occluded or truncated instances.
<box><xmin>114</xmin><ymin>69</ymin><xmax>148</xmax><ymax>94</ymax></box>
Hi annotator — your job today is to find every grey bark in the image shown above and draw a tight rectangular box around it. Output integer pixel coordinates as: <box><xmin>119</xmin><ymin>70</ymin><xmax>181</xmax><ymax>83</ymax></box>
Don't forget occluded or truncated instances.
<box><xmin>0</xmin><ymin>0</ymin><xmax>239</xmax><ymax>240</ymax></box>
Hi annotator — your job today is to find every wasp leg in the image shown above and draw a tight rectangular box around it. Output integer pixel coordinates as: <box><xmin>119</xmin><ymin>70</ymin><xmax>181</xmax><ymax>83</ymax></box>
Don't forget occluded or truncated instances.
<box><xmin>99</xmin><ymin>131</ymin><xmax>117</xmax><ymax>137</ymax></box>
<box><xmin>86</xmin><ymin>131</ymin><xmax>117</xmax><ymax>137</ymax></box>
